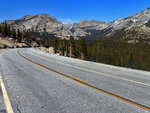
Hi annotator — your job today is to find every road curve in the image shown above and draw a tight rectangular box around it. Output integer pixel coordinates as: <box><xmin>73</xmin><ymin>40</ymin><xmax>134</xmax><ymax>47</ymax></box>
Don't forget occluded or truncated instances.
<box><xmin>0</xmin><ymin>48</ymin><xmax>150</xmax><ymax>113</ymax></box>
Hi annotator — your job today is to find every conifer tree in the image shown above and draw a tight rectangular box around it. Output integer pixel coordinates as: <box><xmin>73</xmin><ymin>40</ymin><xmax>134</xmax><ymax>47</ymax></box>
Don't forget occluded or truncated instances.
<box><xmin>17</xmin><ymin>29</ymin><xmax>22</xmax><ymax>42</ymax></box>
<box><xmin>64</xmin><ymin>39</ymin><xmax>69</xmax><ymax>56</ymax></box>
<box><xmin>0</xmin><ymin>25</ymin><xmax>2</xmax><ymax>34</ymax></box>
<box><xmin>4</xmin><ymin>21</ymin><xmax>8</xmax><ymax>37</ymax></box>
<box><xmin>80</xmin><ymin>38</ymin><xmax>87</xmax><ymax>60</ymax></box>
<box><xmin>53</xmin><ymin>38</ymin><xmax>59</xmax><ymax>53</ymax></box>
<box><xmin>59</xmin><ymin>39</ymin><xmax>66</xmax><ymax>56</ymax></box>
<box><xmin>69</xmin><ymin>36</ymin><xmax>76</xmax><ymax>57</ymax></box>
<box><xmin>7</xmin><ymin>25</ymin><xmax>11</xmax><ymax>37</ymax></box>
<box><xmin>12</xmin><ymin>29</ymin><xmax>16</xmax><ymax>39</ymax></box>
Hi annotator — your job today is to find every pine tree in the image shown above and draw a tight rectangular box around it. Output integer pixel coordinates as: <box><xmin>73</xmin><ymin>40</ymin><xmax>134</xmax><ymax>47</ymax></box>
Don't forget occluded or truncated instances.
<box><xmin>59</xmin><ymin>39</ymin><xmax>66</xmax><ymax>56</ymax></box>
<box><xmin>80</xmin><ymin>38</ymin><xmax>87</xmax><ymax>60</ymax></box>
<box><xmin>7</xmin><ymin>25</ymin><xmax>11</xmax><ymax>37</ymax></box>
<box><xmin>69</xmin><ymin>36</ymin><xmax>76</xmax><ymax>57</ymax></box>
<box><xmin>4</xmin><ymin>21</ymin><xmax>8</xmax><ymax>37</ymax></box>
<box><xmin>64</xmin><ymin>39</ymin><xmax>69</xmax><ymax>56</ymax></box>
<box><xmin>12</xmin><ymin>29</ymin><xmax>16</xmax><ymax>39</ymax></box>
<box><xmin>53</xmin><ymin>38</ymin><xmax>59</xmax><ymax>53</ymax></box>
<box><xmin>24</xmin><ymin>31</ymin><xmax>32</xmax><ymax>44</ymax></box>
<box><xmin>0</xmin><ymin>25</ymin><xmax>2</xmax><ymax>34</ymax></box>
<box><xmin>17</xmin><ymin>29</ymin><xmax>22</xmax><ymax>42</ymax></box>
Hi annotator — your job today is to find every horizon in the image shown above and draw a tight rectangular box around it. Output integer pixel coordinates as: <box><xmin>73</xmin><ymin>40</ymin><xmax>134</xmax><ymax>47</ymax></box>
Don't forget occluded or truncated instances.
<box><xmin>0</xmin><ymin>0</ymin><xmax>150</xmax><ymax>24</ymax></box>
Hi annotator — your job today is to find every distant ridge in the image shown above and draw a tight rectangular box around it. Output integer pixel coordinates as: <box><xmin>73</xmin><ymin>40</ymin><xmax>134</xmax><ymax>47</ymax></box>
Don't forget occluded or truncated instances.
<box><xmin>5</xmin><ymin>7</ymin><xmax>150</xmax><ymax>40</ymax></box>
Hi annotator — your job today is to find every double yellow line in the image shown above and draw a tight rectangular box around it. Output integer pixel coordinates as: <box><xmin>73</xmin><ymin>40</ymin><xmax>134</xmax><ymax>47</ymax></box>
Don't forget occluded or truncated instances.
<box><xmin>17</xmin><ymin>50</ymin><xmax>150</xmax><ymax>111</ymax></box>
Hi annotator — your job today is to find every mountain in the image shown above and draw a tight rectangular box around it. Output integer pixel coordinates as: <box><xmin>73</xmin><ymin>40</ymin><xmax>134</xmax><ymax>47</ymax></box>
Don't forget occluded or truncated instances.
<box><xmin>75</xmin><ymin>7</ymin><xmax>150</xmax><ymax>39</ymax></box>
<box><xmin>106</xmin><ymin>7</ymin><xmax>150</xmax><ymax>37</ymax></box>
<box><xmin>6</xmin><ymin>14</ymin><xmax>111</xmax><ymax>39</ymax></box>
<box><xmin>5</xmin><ymin>7</ymin><xmax>150</xmax><ymax>40</ymax></box>
<box><xmin>70</xmin><ymin>20</ymin><xmax>111</xmax><ymax>38</ymax></box>
<box><xmin>6</xmin><ymin>14</ymin><xmax>73</xmax><ymax>39</ymax></box>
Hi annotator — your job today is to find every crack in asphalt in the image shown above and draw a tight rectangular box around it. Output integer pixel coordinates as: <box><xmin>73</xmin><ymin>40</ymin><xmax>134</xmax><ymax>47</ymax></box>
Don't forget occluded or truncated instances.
<box><xmin>16</xmin><ymin>102</ymin><xmax>21</xmax><ymax>113</ymax></box>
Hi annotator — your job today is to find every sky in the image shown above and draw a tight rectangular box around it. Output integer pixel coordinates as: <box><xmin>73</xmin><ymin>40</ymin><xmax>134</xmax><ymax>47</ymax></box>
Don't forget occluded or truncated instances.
<box><xmin>0</xmin><ymin>0</ymin><xmax>150</xmax><ymax>24</ymax></box>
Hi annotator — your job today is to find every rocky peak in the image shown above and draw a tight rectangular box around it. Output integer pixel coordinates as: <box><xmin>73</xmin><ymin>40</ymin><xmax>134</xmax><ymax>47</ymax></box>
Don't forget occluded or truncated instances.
<box><xmin>110</xmin><ymin>7</ymin><xmax>150</xmax><ymax>30</ymax></box>
<box><xmin>78</xmin><ymin>20</ymin><xmax>110</xmax><ymax>28</ymax></box>
<box><xmin>146</xmin><ymin>7</ymin><xmax>150</xmax><ymax>11</ymax></box>
<box><xmin>6</xmin><ymin>14</ymin><xmax>72</xmax><ymax>39</ymax></box>
<box><xmin>20</xmin><ymin>15</ymin><xmax>35</xmax><ymax>21</ymax></box>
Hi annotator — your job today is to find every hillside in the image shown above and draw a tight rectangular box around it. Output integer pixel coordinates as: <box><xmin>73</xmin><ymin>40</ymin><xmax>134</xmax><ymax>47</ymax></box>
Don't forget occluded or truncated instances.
<box><xmin>2</xmin><ymin>7</ymin><xmax>150</xmax><ymax>41</ymax></box>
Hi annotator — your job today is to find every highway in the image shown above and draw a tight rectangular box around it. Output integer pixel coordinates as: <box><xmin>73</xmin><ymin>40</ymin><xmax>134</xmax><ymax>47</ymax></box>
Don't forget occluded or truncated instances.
<box><xmin>0</xmin><ymin>48</ymin><xmax>150</xmax><ymax>113</ymax></box>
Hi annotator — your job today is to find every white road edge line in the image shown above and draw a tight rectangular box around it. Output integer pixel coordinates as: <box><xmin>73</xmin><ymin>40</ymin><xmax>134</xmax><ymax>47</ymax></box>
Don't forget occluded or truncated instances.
<box><xmin>0</xmin><ymin>49</ymin><xmax>14</xmax><ymax>113</ymax></box>
<box><xmin>0</xmin><ymin>75</ymin><xmax>14</xmax><ymax>113</ymax></box>
<box><xmin>28</xmin><ymin>50</ymin><xmax>150</xmax><ymax>87</ymax></box>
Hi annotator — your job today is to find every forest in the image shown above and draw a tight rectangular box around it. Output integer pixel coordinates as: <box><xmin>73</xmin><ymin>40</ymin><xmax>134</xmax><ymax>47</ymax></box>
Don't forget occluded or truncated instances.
<box><xmin>1</xmin><ymin>22</ymin><xmax>150</xmax><ymax>71</ymax></box>
<box><xmin>38</xmin><ymin>37</ymin><xmax>150</xmax><ymax>71</ymax></box>
<box><xmin>0</xmin><ymin>21</ymin><xmax>36</xmax><ymax>45</ymax></box>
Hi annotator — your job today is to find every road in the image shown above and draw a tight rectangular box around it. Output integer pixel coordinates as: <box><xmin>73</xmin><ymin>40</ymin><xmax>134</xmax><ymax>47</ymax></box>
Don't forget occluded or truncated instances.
<box><xmin>0</xmin><ymin>48</ymin><xmax>150</xmax><ymax>113</ymax></box>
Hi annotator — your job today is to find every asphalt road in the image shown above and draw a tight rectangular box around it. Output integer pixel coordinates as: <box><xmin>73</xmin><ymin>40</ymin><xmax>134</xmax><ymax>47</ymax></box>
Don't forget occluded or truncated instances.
<box><xmin>0</xmin><ymin>48</ymin><xmax>150</xmax><ymax>113</ymax></box>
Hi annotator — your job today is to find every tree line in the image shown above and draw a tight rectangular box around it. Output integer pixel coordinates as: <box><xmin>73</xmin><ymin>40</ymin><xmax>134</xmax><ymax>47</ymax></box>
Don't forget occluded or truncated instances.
<box><xmin>38</xmin><ymin>37</ymin><xmax>150</xmax><ymax>71</ymax></box>
<box><xmin>37</xmin><ymin>36</ymin><xmax>88</xmax><ymax>60</ymax></box>
<box><xmin>0</xmin><ymin>21</ymin><xmax>36</xmax><ymax>44</ymax></box>
<box><xmin>87</xmin><ymin>39</ymin><xmax>150</xmax><ymax>71</ymax></box>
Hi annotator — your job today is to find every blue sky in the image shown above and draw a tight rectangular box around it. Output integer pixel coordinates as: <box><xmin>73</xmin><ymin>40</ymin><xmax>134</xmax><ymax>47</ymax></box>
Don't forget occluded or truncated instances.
<box><xmin>0</xmin><ymin>0</ymin><xmax>150</xmax><ymax>24</ymax></box>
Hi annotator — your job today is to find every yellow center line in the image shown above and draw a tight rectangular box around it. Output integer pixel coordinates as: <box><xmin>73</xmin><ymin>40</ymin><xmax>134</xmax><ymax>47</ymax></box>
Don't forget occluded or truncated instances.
<box><xmin>28</xmin><ymin>50</ymin><xmax>150</xmax><ymax>87</ymax></box>
<box><xmin>17</xmin><ymin>50</ymin><xmax>150</xmax><ymax>111</ymax></box>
